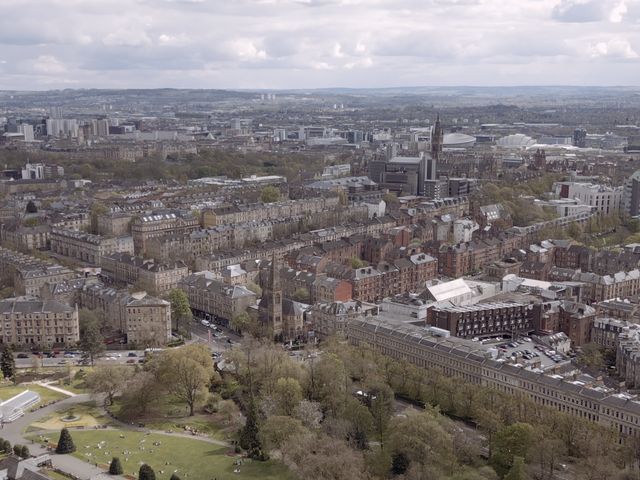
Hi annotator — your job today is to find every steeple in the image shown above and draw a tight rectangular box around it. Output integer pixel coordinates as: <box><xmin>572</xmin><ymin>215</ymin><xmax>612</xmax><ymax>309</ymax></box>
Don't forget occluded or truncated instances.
<box><xmin>431</xmin><ymin>114</ymin><xmax>444</xmax><ymax>160</ymax></box>
<box><xmin>259</xmin><ymin>254</ymin><xmax>283</xmax><ymax>339</ymax></box>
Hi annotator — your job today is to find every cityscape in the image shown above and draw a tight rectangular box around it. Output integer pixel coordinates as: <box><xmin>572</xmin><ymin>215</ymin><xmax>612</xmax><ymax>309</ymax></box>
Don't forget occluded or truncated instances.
<box><xmin>2</xmin><ymin>1</ymin><xmax>640</xmax><ymax>480</ymax></box>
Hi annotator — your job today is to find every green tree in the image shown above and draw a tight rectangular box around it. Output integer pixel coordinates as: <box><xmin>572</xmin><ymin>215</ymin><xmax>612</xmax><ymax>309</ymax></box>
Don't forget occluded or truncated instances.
<box><xmin>292</xmin><ymin>288</ymin><xmax>311</xmax><ymax>303</ymax></box>
<box><xmin>153</xmin><ymin>344</ymin><xmax>213</xmax><ymax>416</ymax></box>
<box><xmin>240</xmin><ymin>401</ymin><xmax>264</xmax><ymax>459</ymax></box>
<box><xmin>55</xmin><ymin>428</ymin><xmax>76</xmax><ymax>454</ymax></box>
<box><xmin>259</xmin><ymin>415</ymin><xmax>307</xmax><ymax>452</ymax></box>
<box><xmin>25</xmin><ymin>200</ymin><xmax>37</xmax><ymax>214</ymax></box>
<box><xmin>0</xmin><ymin>439</ymin><xmax>10</xmax><ymax>454</ymax></box>
<box><xmin>170</xmin><ymin>474</ymin><xmax>181</xmax><ymax>480</ymax></box>
<box><xmin>246</xmin><ymin>281</ymin><xmax>262</xmax><ymax>297</ymax></box>
<box><xmin>169</xmin><ymin>289</ymin><xmax>192</xmax><ymax>335</ymax></box>
<box><xmin>491</xmin><ymin>423</ymin><xmax>535</xmax><ymax>477</ymax></box>
<box><xmin>78</xmin><ymin>309</ymin><xmax>105</xmax><ymax>366</ymax></box>
<box><xmin>261</xmin><ymin>185</ymin><xmax>281</xmax><ymax>203</ymax></box>
<box><xmin>20</xmin><ymin>445</ymin><xmax>29</xmax><ymax>458</ymax></box>
<box><xmin>367</xmin><ymin>382</ymin><xmax>394</xmax><ymax>449</ymax></box>
<box><xmin>272</xmin><ymin>377</ymin><xmax>303</xmax><ymax>416</ymax></box>
<box><xmin>1</xmin><ymin>346</ymin><xmax>16</xmax><ymax>380</ymax></box>
<box><xmin>138</xmin><ymin>463</ymin><xmax>156</xmax><ymax>480</ymax></box>
<box><xmin>231</xmin><ymin>312</ymin><xmax>252</xmax><ymax>335</ymax></box>
<box><xmin>12</xmin><ymin>445</ymin><xmax>22</xmax><ymax>457</ymax></box>
<box><xmin>391</xmin><ymin>451</ymin><xmax>410</xmax><ymax>475</ymax></box>
<box><xmin>576</xmin><ymin>343</ymin><xmax>605</xmax><ymax>370</ymax></box>
<box><xmin>109</xmin><ymin>457</ymin><xmax>123</xmax><ymax>475</ymax></box>
<box><xmin>504</xmin><ymin>456</ymin><xmax>528</xmax><ymax>480</ymax></box>
<box><xmin>85</xmin><ymin>365</ymin><xmax>131</xmax><ymax>406</ymax></box>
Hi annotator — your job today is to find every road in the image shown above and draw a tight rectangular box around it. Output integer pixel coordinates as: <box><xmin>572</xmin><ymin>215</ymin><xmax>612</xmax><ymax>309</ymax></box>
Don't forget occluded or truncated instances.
<box><xmin>3</xmin><ymin>392</ymin><xmax>123</xmax><ymax>480</ymax></box>
<box><xmin>189</xmin><ymin>321</ymin><xmax>241</xmax><ymax>354</ymax></box>
<box><xmin>15</xmin><ymin>350</ymin><xmax>145</xmax><ymax>369</ymax></box>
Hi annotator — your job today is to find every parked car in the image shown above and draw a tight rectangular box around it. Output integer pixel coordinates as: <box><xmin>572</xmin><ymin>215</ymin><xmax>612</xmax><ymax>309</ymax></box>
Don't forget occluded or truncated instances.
<box><xmin>16</xmin><ymin>353</ymin><xmax>28</xmax><ymax>359</ymax></box>
<box><xmin>127</xmin><ymin>352</ymin><xmax>137</xmax><ymax>357</ymax></box>
<box><xmin>201</xmin><ymin>320</ymin><xmax>210</xmax><ymax>327</ymax></box>
<box><xmin>126</xmin><ymin>359</ymin><xmax>136</xmax><ymax>364</ymax></box>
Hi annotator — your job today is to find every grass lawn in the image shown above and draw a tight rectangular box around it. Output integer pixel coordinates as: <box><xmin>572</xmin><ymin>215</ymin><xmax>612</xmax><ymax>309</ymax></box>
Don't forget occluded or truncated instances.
<box><xmin>31</xmin><ymin>430</ymin><xmax>293</xmax><ymax>480</ymax></box>
<box><xmin>29</xmin><ymin>401</ymin><xmax>112</xmax><ymax>431</ymax></box>
<box><xmin>0</xmin><ymin>383</ymin><xmax>67</xmax><ymax>410</ymax></box>
<box><xmin>109</xmin><ymin>395</ymin><xmax>234</xmax><ymax>442</ymax></box>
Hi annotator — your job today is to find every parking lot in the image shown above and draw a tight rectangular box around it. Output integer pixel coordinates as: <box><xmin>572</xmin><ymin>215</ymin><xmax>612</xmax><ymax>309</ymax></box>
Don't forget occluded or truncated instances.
<box><xmin>496</xmin><ymin>338</ymin><xmax>569</xmax><ymax>370</ymax></box>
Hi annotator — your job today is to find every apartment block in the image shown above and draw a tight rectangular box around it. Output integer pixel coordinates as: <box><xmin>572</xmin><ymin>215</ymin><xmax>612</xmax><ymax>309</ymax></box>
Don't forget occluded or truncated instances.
<box><xmin>50</xmin><ymin>228</ymin><xmax>133</xmax><ymax>265</ymax></box>
<box><xmin>0</xmin><ymin>298</ymin><xmax>79</xmax><ymax>347</ymax></box>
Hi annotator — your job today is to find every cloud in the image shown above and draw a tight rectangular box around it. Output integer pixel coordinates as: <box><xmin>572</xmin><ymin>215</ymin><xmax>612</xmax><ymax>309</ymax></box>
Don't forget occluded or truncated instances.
<box><xmin>587</xmin><ymin>37</ymin><xmax>639</xmax><ymax>58</ymax></box>
<box><xmin>32</xmin><ymin>55</ymin><xmax>67</xmax><ymax>74</ymax></box>
<box><xmin>0</xmin><ymin>0</ymin><xmax>637</xmax><ymax>89</ymax></box>
<box><xmin>103</xmin><ymin>30</ymin><xmax>152</xmax><ymax>47</ymax></box>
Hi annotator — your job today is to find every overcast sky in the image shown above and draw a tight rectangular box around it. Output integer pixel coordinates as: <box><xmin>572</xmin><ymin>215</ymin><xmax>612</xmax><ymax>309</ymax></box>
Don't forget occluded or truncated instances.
<box><xmin>0</xmin><ymin>0</ymin><xmax>638</xmax><ymax>90</ymax></box>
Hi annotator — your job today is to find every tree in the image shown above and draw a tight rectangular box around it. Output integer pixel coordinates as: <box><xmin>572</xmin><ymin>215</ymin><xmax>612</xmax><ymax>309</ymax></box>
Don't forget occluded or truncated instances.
<box><xmin>491</xmin><ymin>423</ymin><xmax>535</xmax><ymax>477</ymax></box>
<box><xmin>272</xmin><ymin>377</ymin><xmax>303</xmax><ymax>416</ymax></box>
<box><xmin>20</xmin><ymin>445</ymin><xmax>29</xmax><ymax>458</ymax></box>
<box><xmin>260</xmin><ymin>415</ymin><xmax>307</xmax><ymax>452</ymax></box>
<box><xmin>367</xmin><ymin>382</ymin><xmax>394</xmax><ymax>449</ymax></box>
<box><xmin>282</xmin><ymin>432</ymin><xmax>369</xmax><ymax>480</ymax></box>
<box><xmin>169</xmin><ymin>289</ymin><xmax>192</xmax><ymax>334</ymax></box>
<box><xmin>231</xmin><ymin>312</ymin><xmax>252</xmax><ymax>335</ymax></box>
<box><xmin>85</xmin><ymin>365</ymin><xmax>131</xmax><ymax>406</ymax></box>
<box><xmin>120</xmin><ymin>371</ymin><xmax>159</xmax><ymax>419</ymax></box>
<box><xmin>391</xmin><ymin>451</ymin><xmax>410</xmax><ymax>475</ymax></box>
<box><xmin>292</xmin><ymin>288</ymin><xmax>311</xmax><ymax>303</ymax></box>
<box><xmin>504</xmin><ymin>456</ymin><xmax>528</xmax><ymax>480</ymax></box>
<box><xmin>1</xmin><ymin>345</ymin><xmax>15</xmax><ymax>380</ymax></box>
<box><xmin>170</xmin><ymin>474</ymin><xmax>181</xmax><ymax>480</ymax></box>
<box><xmin>261</xmin><ymin>185</ymin><xmax>281</xmax><ymax>203</ymax></box>
<box><xmin>0</xmin><ymin>439</ymin><xmax>11</xmax><ymax>454</ymax></box>
<box><xmin>246</xmin><ymin>281</ymin><xmax>262</xmax><ymax>298</ymax></box>
<box><xmin>55</xmin><ymin>428</ymin><xmax>76</xmax><ymax>454</ymax></box>
<box><xmin>240</xmin><ymin>400</ymin><xmax>264</xmax><ymax>459</ymax></box>
<box><xmin>78</xmin><ymin>309</ymin><xmax>105</xmax><ymax>366</ymax></box>
<box><xmin>576</xmin><ymin>343</ymin><xmax>605</xmax><ymax>370</ymax></box>
<box><xmin>153</xmin><ymin>344</ymin><xmax>212</xmax><ymax>416</ymax></box>
<box><xmin>25</xmin><ymin>200</ymin><xmax>37</xmax><ymax>214</ymax></box>
<box><xmin>109</xmin><ymin>457</ymin><xmax>124</xmax><ymax>475</ymax></box>
<box><xmin>138</xmin><ymin>464</ymin><xmax>156</xmax><ymax>480</ymax></box>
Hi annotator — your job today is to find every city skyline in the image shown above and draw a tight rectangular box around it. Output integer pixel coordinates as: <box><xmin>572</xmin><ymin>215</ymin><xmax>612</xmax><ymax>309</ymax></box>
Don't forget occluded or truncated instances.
<box><xmin>0</xmin><ymin>0</ymin><xmax>639</xmax><ymax>90</ymax></box>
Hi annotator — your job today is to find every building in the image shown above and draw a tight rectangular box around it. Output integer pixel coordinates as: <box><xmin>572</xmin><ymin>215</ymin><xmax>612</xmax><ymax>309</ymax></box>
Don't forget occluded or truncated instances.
<box><xmin>0</xmin><ymin>298</ymin><xmax>79</xmax><ymax>347</ymax></box>
<box><xmin>50</xmin><ymin>229</ymin><xmax>133</xmax><ymax>265</ymax></box>
<box><xmin>178</xmin><ymin>271</ymin><xmax>256</xmax><ymax>327</ymax></box>
<box><xmin>554</xmin><ymin>182</ymin><xmax>622</xmax><ymax>216</ymax></box>
<box><xmin>309</xmin><ymin>301</ymin><xmax>377</xmax><ymax>339</ymax></box>
<box><xmin>430</xmin><ymin>302</ymin><xmax>533</xmax><ymax>339</ymax></box>
<box><xmin>79</xmin><ymin>283</ymin><xmax>171</xmax><ymax>346</ymax></box>
<box><xmin>624</xmin><ymin>170</ymin><xmax>640</xmax><ymax>217</ymax></box>
<box><xmin>100</xmin><ymin>253</ymin><xmax>189</xmax><ymax>296</ymax></box>
<box><xmin>131</xmin><ymin>212</ymin><xmax>199</xmax><ymax>255</ymax></box>
<box><xmin>346</xmin><ymin>316</ymin><xmax>640</xmax><ymax>442</ymax></box>
<box><xmin>258</xmin><ymin>256</ymin><xmax>300</xmax><ymax>340</ymax></box>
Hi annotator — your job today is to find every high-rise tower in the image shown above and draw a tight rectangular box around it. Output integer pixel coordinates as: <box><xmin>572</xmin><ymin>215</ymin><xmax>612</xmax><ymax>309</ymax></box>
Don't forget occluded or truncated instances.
<box><xmin>431</xmin><ymin>114</ymin><xmax>444</xmax><ymax>160</ymax></box>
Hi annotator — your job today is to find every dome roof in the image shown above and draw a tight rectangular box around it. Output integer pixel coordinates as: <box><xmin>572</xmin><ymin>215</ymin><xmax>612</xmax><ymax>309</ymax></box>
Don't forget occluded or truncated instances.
<box><xmin>497</xmin><ymin>133</ymin><xmax>536</xmax><ymax>148</ymax></box>
<box><xmin>443</xmin><ymin>132</ymin><xmax>476</xmax><ymax>147</ymax></box>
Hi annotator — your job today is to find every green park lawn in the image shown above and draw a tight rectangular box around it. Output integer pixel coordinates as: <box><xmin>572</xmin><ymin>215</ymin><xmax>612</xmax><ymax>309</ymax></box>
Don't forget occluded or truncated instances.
<box><xmin>0</xmin><ymin>383</ymin><xmax>67</xmax><ymax>410</ymax></box>
<box><xmin>27</xmin><ymin>401</ymin><xmax>112</xmax><ymax>432</ymax></box>
<box><xmin>32</xmin><ymin>430</ymin><xmax>293</xmax><ymax>480</ymax></box>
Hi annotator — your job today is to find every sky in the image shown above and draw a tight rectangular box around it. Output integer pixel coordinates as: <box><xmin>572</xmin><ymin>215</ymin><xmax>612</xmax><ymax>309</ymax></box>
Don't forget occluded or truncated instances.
<box><xmin>0</xmin><ymin>0</ymin><xmax>639</xmax><ymax>90</ymax></box>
